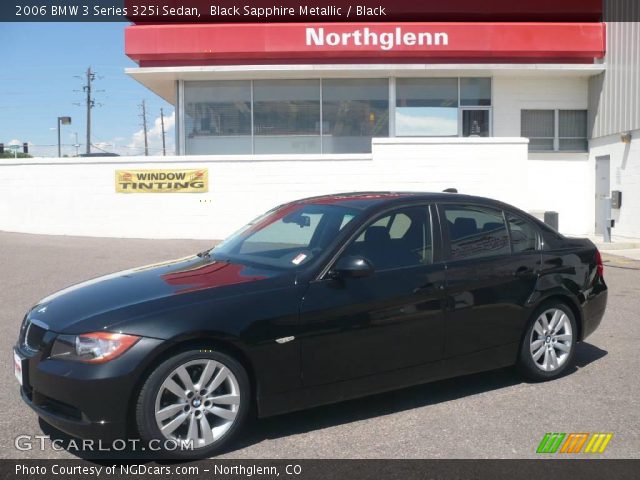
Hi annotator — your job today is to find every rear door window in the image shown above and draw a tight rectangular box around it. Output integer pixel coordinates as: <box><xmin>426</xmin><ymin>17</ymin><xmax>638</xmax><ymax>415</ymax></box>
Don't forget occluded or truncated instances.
<box><xmin>443</xmin><ymin>205</ymin><xmax>510</xmax><ymax>260</ymax></box>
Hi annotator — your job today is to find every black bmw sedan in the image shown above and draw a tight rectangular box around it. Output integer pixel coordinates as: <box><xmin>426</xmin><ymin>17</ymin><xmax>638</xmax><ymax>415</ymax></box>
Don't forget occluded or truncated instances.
<box><xmin>14</xmin><ymin>192</ymin><xmax>607</xmax><ymax>458</ymax></box>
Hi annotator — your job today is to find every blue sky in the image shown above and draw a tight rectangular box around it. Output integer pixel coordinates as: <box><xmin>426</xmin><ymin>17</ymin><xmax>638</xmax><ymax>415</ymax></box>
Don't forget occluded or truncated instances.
<box><xmin>0</xmin><ymin>22</ymin><xmax>174</xmax><ymax>156</ymax></box>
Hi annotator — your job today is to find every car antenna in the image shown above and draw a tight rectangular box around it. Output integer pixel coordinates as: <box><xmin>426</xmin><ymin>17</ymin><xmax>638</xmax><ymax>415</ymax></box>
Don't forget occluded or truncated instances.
<box><xmin>442</xmin><ymin>188</ymin><xmax>458</xmax><ymax>193</ymax></box>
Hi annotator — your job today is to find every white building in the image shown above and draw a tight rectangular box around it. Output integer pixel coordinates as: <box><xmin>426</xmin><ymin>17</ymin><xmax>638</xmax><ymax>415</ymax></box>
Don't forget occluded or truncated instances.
<box><xmin>1</xmin><ymin>1</ymin><xmax>638</xmax><ymax>241</ymax></box>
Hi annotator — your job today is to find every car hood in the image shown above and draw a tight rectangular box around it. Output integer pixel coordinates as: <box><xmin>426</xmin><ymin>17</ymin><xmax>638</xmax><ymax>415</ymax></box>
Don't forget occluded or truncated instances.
<box><xmin>27</xmin><ymin>255</ymin><xmax>284</xmax><ymax>334</ymax></box>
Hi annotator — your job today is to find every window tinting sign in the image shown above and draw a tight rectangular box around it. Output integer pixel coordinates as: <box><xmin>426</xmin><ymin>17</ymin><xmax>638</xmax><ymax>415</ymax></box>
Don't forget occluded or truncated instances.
<box><xmin>115</xmin><ymin>169</ymin><xmax>208</xmax><ymax>193</ymax></box>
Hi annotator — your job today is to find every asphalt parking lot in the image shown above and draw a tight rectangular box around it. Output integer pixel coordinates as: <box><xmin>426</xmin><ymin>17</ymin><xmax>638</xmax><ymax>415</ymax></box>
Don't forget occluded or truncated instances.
<box><xmin>1</xmin><ymin>231</ymin><xmax>638</xmax><ymax>459</ymax></box>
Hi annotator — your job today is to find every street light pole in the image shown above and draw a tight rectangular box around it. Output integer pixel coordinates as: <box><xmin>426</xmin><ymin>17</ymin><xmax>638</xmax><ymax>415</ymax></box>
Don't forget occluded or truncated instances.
<box><xmin>57</xmin><ymin>116</ymin><xmax>72</xmax><ymax>157</ymax></box>
<box><xmin>57</xmin><ymin>118</ymin><xmax>61</xmax><ymax>158</ymax></box>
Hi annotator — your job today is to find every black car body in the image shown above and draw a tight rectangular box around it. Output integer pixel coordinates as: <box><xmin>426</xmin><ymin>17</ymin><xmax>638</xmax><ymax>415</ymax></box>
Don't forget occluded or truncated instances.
<box><xmin>14</xmin><ymin>192</ymin><xmax>607</xmax><ymax>455</ymax></box>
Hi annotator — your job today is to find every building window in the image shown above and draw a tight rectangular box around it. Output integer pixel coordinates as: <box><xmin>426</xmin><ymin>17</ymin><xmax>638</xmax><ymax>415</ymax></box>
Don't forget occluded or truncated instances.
<box><xmin>181</xmin><ymin>77</ymin><xmax>493</xmax><ymax>155</ymax></box>
<box><xmin>559</xmin><ymin>110</ymin><xmax>588</xmax><ymax>152</ymax></box>
<box><xmin>184</xmin><ymin>81</ymin><xmax>252</xmax><ymax>155</ymax></box>
<box><xmin>521</xmin><ymin>110</ymin><xmax>555</xmax><ymax>151</ymax></box>
<box><xmin>460</xmin><ymin>78</ymin><xmax>492</xmax><ymax>106</ymax></box>
<box><xmin>396</xmin><ymin>78</ymin><xmax>459</xmax><ymax>136</ymax></box>
<box><xmin>521</xmin><ymin>109</ymin><xmax>588</xmax><ymax>152</ymax></box>
<box><xmin>253</xmin><ymin>79</ymin><xmax>321</xmax><ymax>154</ymax></box>
<box><xmin>395</xmin><ymin>78</ymin><xmax>492</xmax><ymax>137</ymax></box>
<box><xmin>322</xmin><ymin>78</ymin><xmax>389</xmax><ymax>154</ymax></box>
<box><xmin>462</xmin><ymin>110</ymin><xmax>490</xmax><ymax>137</ymax></box>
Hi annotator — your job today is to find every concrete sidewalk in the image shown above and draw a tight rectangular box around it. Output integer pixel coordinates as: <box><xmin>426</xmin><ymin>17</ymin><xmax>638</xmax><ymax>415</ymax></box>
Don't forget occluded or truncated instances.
<box><xmin>587</xmin><ymin>234</ymin><xmax>640</xmax><ymax>261</ymax></box>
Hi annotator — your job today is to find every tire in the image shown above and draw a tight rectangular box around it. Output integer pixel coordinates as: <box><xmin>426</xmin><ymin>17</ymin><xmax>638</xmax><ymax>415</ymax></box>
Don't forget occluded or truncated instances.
<box><xmin>135</xmin><ymin>349</ymin><xmax>250</xmax><ymax>459</ymax></box>
<box><xmin>517</xmin><ymin>301</ymin><xmax>578</xmax><ymax>381</ymax></box>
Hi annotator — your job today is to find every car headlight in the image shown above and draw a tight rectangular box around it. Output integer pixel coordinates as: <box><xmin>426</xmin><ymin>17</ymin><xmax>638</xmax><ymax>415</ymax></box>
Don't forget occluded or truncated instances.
<box><xmin>50</xmin><ymin>332</ymin><xmax>140</xmax><ymax>363</ymax></box>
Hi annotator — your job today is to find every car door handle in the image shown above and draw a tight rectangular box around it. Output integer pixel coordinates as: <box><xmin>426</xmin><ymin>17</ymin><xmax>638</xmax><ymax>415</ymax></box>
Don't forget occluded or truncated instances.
<box><xmin>413</xmin><ymin>282</ymin><xmax>445</xmax><ymax>294</ymax></box>
<box><xmin>514</xmin><ymin>266</ymin><xmax>536</xmax><ymax>278</ymax></box>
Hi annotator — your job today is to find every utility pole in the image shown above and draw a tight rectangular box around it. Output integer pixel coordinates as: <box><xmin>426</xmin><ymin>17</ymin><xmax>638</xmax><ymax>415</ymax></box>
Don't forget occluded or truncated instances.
<box><xmin>160</xmin><ymin>108</ymin><xmax>166</xmax><ymax>156</ymax></box>
<box><xmin>84</xmin><ymin>67</ymin><xmax>95</xmax><ymax>154</ymax></box>
<box><xmin>139</xmin><ymin>100</ymin><xmax>149</xmax><ymax>156</ymax></box>
<box><xmin>75</xmin><ymin>67</ymin><xmax>102</xmax><ymax>154</ymax></box>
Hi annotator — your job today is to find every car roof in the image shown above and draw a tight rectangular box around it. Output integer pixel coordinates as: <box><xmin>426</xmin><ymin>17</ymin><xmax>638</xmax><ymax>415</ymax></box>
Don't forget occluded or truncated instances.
<box><xmin>291</xmin><ymin>191</ymin><xmax>511</xmax><ymax>210</ymax></box>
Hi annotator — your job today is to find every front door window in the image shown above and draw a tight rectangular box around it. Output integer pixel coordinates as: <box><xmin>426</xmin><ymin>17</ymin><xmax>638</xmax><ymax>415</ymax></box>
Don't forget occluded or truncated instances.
<box><xmin>341</xmin><ymin>206</ymin><xmax>433</xmax><ymax>270</ymax></box>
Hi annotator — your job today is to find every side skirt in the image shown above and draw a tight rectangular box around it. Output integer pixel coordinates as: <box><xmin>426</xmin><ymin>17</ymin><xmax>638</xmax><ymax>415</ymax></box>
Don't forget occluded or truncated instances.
<box><xmin>257</xmin><ymin>342</ymin><xmax>519</xmax><ymax>418</ymax></box>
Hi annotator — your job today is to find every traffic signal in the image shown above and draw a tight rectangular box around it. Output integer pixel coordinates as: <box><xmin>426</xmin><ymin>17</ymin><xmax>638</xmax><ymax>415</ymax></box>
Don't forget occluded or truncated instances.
<box><xmin>23</xmin><ymin>143</ymin><xmax>28</xmax><ymax>154</ymax></box>
<box><xmin>0</xmin><ymin>143</ymin><xmax>4</xmax><ymax>154</ymax></box>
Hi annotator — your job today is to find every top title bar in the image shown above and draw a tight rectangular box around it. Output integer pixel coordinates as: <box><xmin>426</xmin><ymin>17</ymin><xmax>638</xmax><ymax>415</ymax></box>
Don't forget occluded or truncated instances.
<box><xmin>2</xmin><ymin>0</ymin><xmax>639</xmax><ymax>22</ymax></box>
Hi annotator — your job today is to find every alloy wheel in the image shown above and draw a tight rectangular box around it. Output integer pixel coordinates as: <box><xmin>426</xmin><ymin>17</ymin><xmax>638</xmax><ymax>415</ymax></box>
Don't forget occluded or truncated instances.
<box><xmin>529</xmin><ymin>308</ymin><xmax>573</xmax><ymax>372</ymax></box>
<box><xmin>154</xmin><ymin>359</ymin><xmax>240</xmax><ymax>448</ymax></box>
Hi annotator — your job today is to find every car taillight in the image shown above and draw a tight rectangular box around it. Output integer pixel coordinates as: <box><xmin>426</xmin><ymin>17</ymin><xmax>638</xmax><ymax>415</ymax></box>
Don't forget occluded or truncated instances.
<box><xmin>595</xmin><ymin>249</ymin><xmax>604</xmax><ymax>278</ymax></box>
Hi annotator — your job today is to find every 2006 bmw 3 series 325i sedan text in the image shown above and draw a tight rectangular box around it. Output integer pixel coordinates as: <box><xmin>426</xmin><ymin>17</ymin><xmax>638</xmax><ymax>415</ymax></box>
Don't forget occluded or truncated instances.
<box><xmin>14</xmin><ymin>192</ymin><xmax>608</xmax><ymax>458</ymax></box>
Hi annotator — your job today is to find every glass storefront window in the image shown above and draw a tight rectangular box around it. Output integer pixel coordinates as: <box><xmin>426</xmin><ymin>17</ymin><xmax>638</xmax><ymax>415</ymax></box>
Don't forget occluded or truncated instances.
<box><xmin>184</xmin><ymin>81</ymin><xmax>252</xmax><ymax>155</ymax></box>
<box><xmin>181</xmin><ymin>77</ymin><xmax>493</xmax><ymax>154</ymax></box>
<box><xmin>460</xmin><ymin>78</ymin><xmax>492</xmax><ymax>106</ymax></box>
<box><xmin>253</xmin><ymin>79</ymin><xmax>321</xmax><ymax>154</ymax></box>
<box><xmin>322</xmin><ymin>78</ymin><xmax>389</xmax><ymax>154</ymax></box>
<box><xmin>395</xmin><ymin>78</ymin><xmax>459</xmax><ymax>136</ymax></box>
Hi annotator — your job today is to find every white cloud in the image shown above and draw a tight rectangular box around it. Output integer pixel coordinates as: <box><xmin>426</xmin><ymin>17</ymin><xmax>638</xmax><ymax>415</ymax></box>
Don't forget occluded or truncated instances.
<box><xmin>78</xmin><ymin>110</ymin><xmax>176</xmax><ymax>157</ymax></box>
<box><xmin>125</xmin><ymin>110</ymin><xmax>176</xmax><ymax>156</ymax></box>
<box><xmin>5</xmin><ymin>111</ymin><xmax>177</xmax><ymax>158</ymax></box>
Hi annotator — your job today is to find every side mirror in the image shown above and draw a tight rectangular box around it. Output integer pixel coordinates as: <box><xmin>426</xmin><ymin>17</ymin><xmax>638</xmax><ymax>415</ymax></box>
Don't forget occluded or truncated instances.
<box><xmin>330</xmin><ymin>255</ymin><xmax>374</xmax><ymax>279</ymax></box>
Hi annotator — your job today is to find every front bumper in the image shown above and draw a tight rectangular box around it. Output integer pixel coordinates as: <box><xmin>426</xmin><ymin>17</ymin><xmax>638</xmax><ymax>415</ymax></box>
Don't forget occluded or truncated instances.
<box><xmin>16</xmin><ymin>336</ymin><xmax>164</xmax><ymax>441</ymax></box>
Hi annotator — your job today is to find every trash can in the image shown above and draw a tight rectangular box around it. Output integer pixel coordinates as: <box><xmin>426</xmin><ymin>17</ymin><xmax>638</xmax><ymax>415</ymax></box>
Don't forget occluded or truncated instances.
<box><xmin>544</xmin><ymin>211</ymin><xmax>559</xmax><ymax>231</ymax></box>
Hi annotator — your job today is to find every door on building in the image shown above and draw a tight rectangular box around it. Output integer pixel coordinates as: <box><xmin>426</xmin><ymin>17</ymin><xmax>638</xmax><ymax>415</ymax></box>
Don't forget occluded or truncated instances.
<box><xmin>595</xmin><ymin>156</ymin><xmax>611</xmax><ymax>235</ymax></box>
<box><xmin>461</xmin><ymin>109</ymin><xmax>491</xmax><ymax>137</ymax></box>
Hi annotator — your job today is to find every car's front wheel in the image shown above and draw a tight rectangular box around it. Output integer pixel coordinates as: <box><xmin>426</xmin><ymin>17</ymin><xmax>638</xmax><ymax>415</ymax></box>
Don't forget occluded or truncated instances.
<box><xmin>135</xmin><ymin>349</ymin><xmax>250</xmax><ymax>458</ymax></box>
<box><xmin>517</xmin><ymin>301</ymin><xmax>578</xmax><ymax>381</ymax></box>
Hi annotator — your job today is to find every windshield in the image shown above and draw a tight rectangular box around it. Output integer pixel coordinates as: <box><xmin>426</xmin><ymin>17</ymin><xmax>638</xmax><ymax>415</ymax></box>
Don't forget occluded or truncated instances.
<box><xmin>209</xmin><ymin>203</ymin><xmax>361</xmax><ymax>269</ymax></box>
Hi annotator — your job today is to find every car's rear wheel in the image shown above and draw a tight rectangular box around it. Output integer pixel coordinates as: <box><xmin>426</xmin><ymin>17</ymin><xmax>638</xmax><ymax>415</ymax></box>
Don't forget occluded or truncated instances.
<box><xmin>517</xmin><ymin>302</ymin><xmax>577</xmax><ymax>381</ymax></box>
<box><xmin>135</xmin><ymin>349</ymin><xmax>250</xmax><ymax>458</ymax></box>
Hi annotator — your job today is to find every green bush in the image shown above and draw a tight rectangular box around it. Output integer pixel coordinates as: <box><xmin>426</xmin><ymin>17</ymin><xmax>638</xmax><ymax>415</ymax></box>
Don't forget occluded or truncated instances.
<box><xmin>0</xmin><ymin>151</ymin><xmax>32</xmax><ymax>159</ymax></box>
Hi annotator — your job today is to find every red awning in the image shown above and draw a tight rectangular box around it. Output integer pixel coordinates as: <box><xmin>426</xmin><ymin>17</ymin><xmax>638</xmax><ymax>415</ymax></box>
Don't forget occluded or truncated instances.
<box><xmin>125</xmin><ymin>22</ymin><xmax>606</xmax><ymax>66</ymax></box>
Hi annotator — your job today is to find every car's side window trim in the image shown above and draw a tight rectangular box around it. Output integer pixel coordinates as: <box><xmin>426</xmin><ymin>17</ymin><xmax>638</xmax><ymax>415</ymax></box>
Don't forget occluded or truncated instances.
<box><xmin>316</xmin><ymin>203</ymin><xmax>438</xmax><ymax>281</ymax></box>
<box><xmin>502</xmin><ymin>209</ymin><xmax>513</xmax><ymax>254</ymax></box>
<box><xmin>430</xmin><ymin>203</ymin><xmax>445</xmax><ymax>264</ymax></box>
